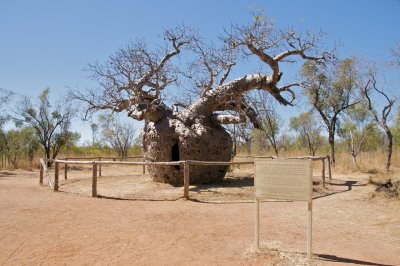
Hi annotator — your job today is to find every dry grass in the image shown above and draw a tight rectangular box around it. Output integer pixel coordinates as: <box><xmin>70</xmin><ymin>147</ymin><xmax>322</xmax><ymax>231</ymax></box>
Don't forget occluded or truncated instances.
<box><xmin>335</xmin><ymin>150</ymin><xmax>400</xmax><ymax>173</ymax></box>
<box><xmin>236</xmin><ymin>149</ymin><xmax>400</xmax><ymax>174</ymax></box>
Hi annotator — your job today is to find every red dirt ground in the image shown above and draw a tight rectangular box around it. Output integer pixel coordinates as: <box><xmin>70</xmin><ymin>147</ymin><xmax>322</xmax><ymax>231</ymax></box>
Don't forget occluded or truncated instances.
<box><xmin>0</xmin><ymin>168</ymin><xmax>399</xmax><ymax>265</ymax></box>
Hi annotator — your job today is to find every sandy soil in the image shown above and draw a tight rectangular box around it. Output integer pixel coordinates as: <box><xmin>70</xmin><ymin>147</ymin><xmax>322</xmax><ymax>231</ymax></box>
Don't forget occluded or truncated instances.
<box><xmin>0</xmin><ymin>165</ymin><xmax>399</xmax><ymax>265</ymax></box>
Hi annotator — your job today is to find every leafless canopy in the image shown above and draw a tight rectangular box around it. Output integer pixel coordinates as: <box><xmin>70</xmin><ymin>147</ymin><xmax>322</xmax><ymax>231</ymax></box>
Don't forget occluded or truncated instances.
<box><xmin>71</xmin><ymin>26</ymin><xmax>192</xmax><ymax>121</ymax></box>
<box><xmin>224</xmin><ymin>14</ymin><xmax>334</xmax><ymax>104</ymax></box>
<box><xmin>71</xmin><ymin>15</ymin><xmax>333</xmax><ymax>129</ymax></box>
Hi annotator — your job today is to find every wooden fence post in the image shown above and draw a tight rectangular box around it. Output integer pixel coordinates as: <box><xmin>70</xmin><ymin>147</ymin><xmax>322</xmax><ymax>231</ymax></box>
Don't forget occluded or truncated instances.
<box><xmin>327</xmin><ymin>155</ymin><xmax>332</xmax><ymax>181</ymax></box>
<box><xmin>98</xmin><ymin>158</ymin><xmax>102</xmax><ymax>177</ymax></box>
<box><xmin>64</xmin><ymin>164</ymin><xmax>68</xmax><ymax>180</ymax></box>
<box><xmin>184</xmin><ymin>161</ymin><xmax>189</xmax><ymax>199</ymax></box>
<box><xmin>322</xmin><ymin>158</ymin><xmax>326</xmax><ymax>188</ymax></box>
<box><xmin>54</xmin><ymin>162</ymin><xmax>59</xmax><ymax>192</ymax></box>
<box><xmin>39</xmin><ymin>163</ymin><xmax>44</xmax><ymax>185</ymax></box>
<box><xmin>92</xmin><ymin>163</ymin><xmax>98</xmax><ymax>197</ymax></box>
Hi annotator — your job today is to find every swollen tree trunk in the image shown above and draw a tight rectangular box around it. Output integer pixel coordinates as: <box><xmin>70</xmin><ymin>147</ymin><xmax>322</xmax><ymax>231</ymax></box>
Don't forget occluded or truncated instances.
<box><xmin>142</xmin><ymin>74</ymin><xmax>280</xmax><ymax>185</ymax></box>
<box><xmin>142</xmin><ymin>116</ymin><xmax>232</xmax><ymax>185</ymax></box>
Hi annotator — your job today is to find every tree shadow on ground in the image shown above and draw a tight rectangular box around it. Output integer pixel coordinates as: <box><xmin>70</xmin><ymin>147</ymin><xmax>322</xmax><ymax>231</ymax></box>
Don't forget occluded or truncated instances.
<box><xmin>316</xmin><ymin>253</ymin><xmax>395</xmax><ymax>266</ymax></box>
<box><xmin>189</xmin><ymin>176</ymin><xmax>254</xmax><ymax>193</ymax></box>
<box><xmin>313</xmin><ymin>178</ymin><xmax>368</xmax><ymax>200</ymax></box>
<box><xmin>0</xmin><ymin>171</ymin><xmax>17</xmax><ymax>177</ymax></box>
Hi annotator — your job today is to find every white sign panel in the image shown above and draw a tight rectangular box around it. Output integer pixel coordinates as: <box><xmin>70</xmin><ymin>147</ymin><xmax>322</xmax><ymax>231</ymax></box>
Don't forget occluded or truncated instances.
<box><xmin>255</xmin><ymin>159</ymin><xmax>312</xmax><ymax>202</ymax></box>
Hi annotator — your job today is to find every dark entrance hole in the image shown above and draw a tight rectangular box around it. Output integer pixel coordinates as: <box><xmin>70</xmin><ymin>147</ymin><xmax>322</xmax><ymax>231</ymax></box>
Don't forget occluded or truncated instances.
<box><xmin>171</xmin><ymin>143</ymin><xmax>180</xmax><ymax>170</ymax></box>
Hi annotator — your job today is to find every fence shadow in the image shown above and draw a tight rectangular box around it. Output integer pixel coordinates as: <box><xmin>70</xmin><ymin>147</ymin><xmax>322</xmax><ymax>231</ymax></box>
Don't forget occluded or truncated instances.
<box><xmin>96</xmin><ymin>194</ymin><xmax>183</xmax><ymax>202</ymax></box>
<box><xmin>0</xmin><ymin>171</ymin><xmax>17</xmax><ymax>177</ymax></box>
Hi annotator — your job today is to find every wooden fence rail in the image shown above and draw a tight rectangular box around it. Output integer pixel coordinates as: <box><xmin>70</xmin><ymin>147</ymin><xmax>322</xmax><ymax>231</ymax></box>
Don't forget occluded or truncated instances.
<box><xmin>270</xmin><ymin>155</ymin><xmax>332</xmax><ymax>187</ymax></box>
<box><xmin>39</xmin><ymin>155</ymin><xmax>331</xmax><ymax>200</ymax></box>
<box><xmin>236</xmin><ymin>155</ymin><xmax>332</xmax><ymax>187</ymax></box>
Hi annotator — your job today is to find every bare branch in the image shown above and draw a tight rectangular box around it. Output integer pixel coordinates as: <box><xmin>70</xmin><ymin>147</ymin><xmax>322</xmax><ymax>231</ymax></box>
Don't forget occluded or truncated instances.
<box><xmin>360</xmin><ymin>69</ymin><xmax>396</xmax><ymax>170</ymax></box>
<box><xmin>210</xmin><ymin>113</ymin><xmax>245</xmax><ymax>125</ymax></box>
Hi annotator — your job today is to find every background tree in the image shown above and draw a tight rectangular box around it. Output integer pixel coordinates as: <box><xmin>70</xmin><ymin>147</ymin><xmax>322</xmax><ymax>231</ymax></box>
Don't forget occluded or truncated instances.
<box><xmin>338</xmin><ymin>104</ymin><xmax>374</xmax><ymax>167</ymax></box>
<box><xmin>71</xmin><ymin>15</ymin><xmax>332</xmax><ymax>184</ymax></box>
<box><xmin>248</xmin><ymin>91</ymin><xmax>282</xmax><ymax>156</ymax></box>
<box><xmin>98</xmin><ymin>114</ymin><xmax>136</xmax><ymax>159</ymax></box>
<box><xmin>362</xmin><ymin>71</ymin><xmax>397</xmax><ymax>170</ymax></box>
<box><xmin>391</xmin><ymin>42</ymin><xmax>400</xmax><ymax>67</ymax></box>
<box><xmin>289</xmin><ymin>112</ymin><xmax>323</xmax><ymax>156</ymax></box>
<box><xmin>0</xmin><ymin>88</ymin><xmax>14</xmax><ymax>110</ymax></box>
<box><xmin>16</xmin><ymin>88</ymin><xmax>74</xmax><ymax>166</ymax></box>
<box><xmin>392</xmin><ymin>109</ymin><xmax>400</xmax><ymax>147</ymax></box>
<box><xmin>301</xmin><ymin>58</ymin><xmax>360</xmax><ymax>165</ymax></box>
<box><xmin>3</xmin><ymin>127</ymin><xmax>39</xmax><ymax>168</ymax></box>
<box><xmin>0</xmin><ymin>119</ymin><xmax>9</xmax><ymax>167</ymax></box>
<box><xmin>0</xmin><ymin>89</ymin><xmax>14</xmax><ymax>164</ymax></box>
<box><xmin>90</xmin><ymin>122</ymin><xmax>99</xmax><ymax>147</ymax></box>
<box><xmin>226</xmin><ymin>121</ymin><xmax>253</xmax><ymax>155</ymax></box>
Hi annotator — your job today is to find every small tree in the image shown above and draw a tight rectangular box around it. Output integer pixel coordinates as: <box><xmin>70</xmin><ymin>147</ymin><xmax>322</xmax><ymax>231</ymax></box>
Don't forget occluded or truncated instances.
<box><xmin>0</xmin><ymin>88</ymin><xmax>14</xmax><ymax>165</ymax></box>
<box><xmin>3</xmin><ymin>127</ymin><xmax>39</xmax><ymax>168</ymax></box>
<box><xmin>392</xmin><ymin>109</ymin><xmax>400</xmax><ymax>147</ymax></box>
<box><xmin>362</xmin><ymin>71</ymin><xmax>397</xmax><ymax>170</ymax></box>
<box><xmin>90</xmin><ymin>122</ymin><xmax>99</xmax><ymax>146</ymax></box>
<box><xmin>225</xmin><ymin>121</ymin><xmax>253</xmax><ymax>155</ymax></box>
<box><xmin>301</xmin><ymin>58</ymin><xmax>360</xmax><ymax>165</ymax></box>
<box><xmin>98</xmin><ymin>114</ymin><xmax>136</xmax><ymax>159</ymax></box>
<box><xmin>338</xmin><ymin>104</ymin><xmax>374</xmax><ymax>167</ymax></box>
<box><xmin>289</xmin><ymin>112</ymin><xmax>323</xmax><ymax>156</ymax></box>
<box><xmin>247</xmin><ymin>91</ymin><xmax>282</xmax><ymax>156</ymax></box>
<box><xmin>16</xmin><ymin>88</ymin><xmax>74</xmax><ymax>165</ymax></box>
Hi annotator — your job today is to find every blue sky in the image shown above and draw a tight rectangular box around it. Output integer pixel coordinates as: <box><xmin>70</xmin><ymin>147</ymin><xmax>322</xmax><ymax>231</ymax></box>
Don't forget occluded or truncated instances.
<box><xmin>1</xmin><ymin>0</ymin><xmax>399</xmax><ymax>143</ymax></box>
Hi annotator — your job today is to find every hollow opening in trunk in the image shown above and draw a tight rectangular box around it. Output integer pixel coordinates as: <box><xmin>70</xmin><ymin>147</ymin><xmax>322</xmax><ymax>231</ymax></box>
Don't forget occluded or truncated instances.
<box><xmin>171</xmin><ymin>143</ymin><xmax>180</xmax><ymax>170</ymax></box>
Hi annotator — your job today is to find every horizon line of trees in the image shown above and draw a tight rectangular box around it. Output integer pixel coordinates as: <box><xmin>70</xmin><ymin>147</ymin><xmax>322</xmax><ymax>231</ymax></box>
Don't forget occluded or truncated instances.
<box><xmin>0</xmin><ymin>71</ymin><xmax>399</xmax><ymax>170</ymax></box>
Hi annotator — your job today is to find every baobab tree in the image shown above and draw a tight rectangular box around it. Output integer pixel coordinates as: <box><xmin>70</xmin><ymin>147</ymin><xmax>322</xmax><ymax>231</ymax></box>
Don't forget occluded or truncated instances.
<box><xmin>72</xmin><ymin>16</ymin><xmax>332</xmax><ymax>184</ymax></box>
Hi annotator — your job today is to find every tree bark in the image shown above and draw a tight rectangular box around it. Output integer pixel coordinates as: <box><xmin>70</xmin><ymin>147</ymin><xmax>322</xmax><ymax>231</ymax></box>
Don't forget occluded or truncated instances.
<box><xmin>351</xmin><ymin>154</ymin><xmax>357</xmax><ymax>167</ymax></box>
<box><xmin>328</xmin><ymin>131</ymin><xmax>335</xmax><ymax>166</ymax></box>
<box><xmin>384</xmin><ymin>127</ymin><xmax>393</xmax><ymax>170</ymax></box>
<box><xmin>45</xmin><ymin>144</ymin><xmax>51</xmax><ymax>167</ymax></box>
<box><xmin>142</xmin><ymin>115</ymin><xmax>232</xmax><ymax>185</ymax></box>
